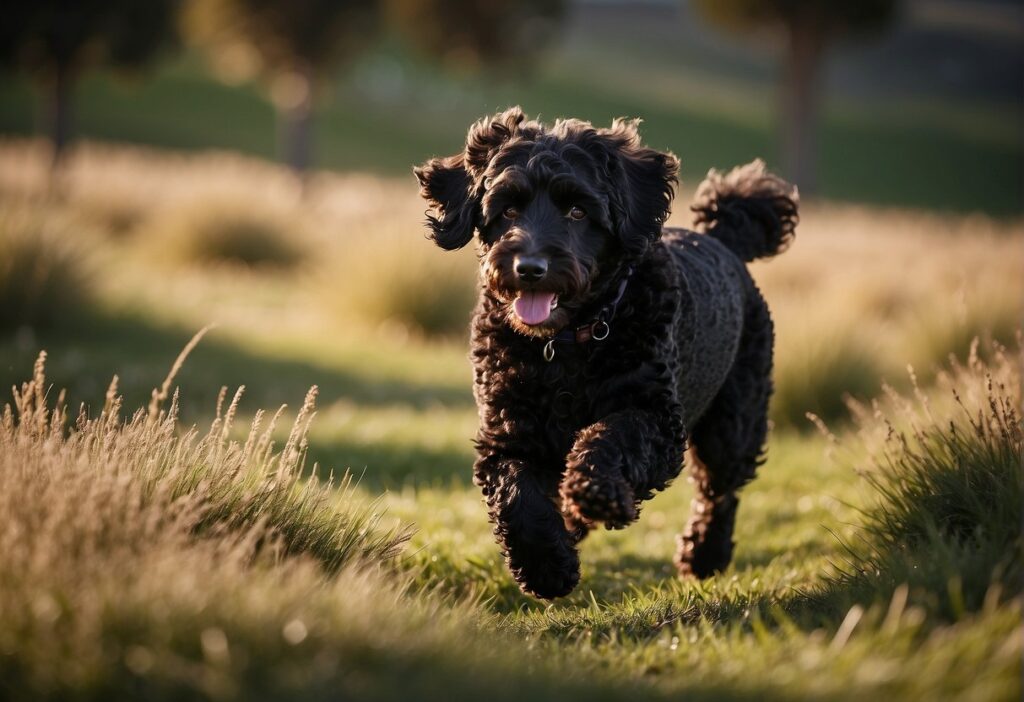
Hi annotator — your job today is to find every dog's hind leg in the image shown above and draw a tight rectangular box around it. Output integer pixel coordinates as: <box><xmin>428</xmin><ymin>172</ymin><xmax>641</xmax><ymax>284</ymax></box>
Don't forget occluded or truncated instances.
<box><xmin>675</xmin><ymin>288</ymin><xmax>773</xmax><ymax>579</ymax></box>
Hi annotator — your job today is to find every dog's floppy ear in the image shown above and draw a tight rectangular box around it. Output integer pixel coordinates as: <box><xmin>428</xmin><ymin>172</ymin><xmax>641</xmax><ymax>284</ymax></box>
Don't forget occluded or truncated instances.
<box><xmin>414</xmin><ymin>107</ymin><xmax>531</xmax><ymax>250</ymax></box>
<box><xmin>599</xmin><ymin>118</ymin><xmax>679</xmax><ymax>257</ymax></box>
<box><xmin>414</xmin><ymin>154</ymin><xmax>477</xmax><ymax>250</ymax></box>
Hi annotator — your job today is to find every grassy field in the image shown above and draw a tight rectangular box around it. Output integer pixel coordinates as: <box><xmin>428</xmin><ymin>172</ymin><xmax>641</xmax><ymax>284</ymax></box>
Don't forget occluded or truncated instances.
<box><xmin>0</xmin><ymin>140</ymin><xmax>1021</xmax><ymax>700</ymax></box>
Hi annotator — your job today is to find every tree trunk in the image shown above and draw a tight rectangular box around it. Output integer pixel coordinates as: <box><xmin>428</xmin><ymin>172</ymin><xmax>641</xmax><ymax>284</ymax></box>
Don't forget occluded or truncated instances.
<box><xmin>276</xmin><ymin>66</ymin><xmax>315</xmax><ymax>175</ymax></box>
<box><xmin>48</xmin><ymin>61</ymin><xmax>74</xmax><ymax>172</ymax></box>
<box><xmin>781</xmin><ymin>18</ymin><xmax>825</xmax><ymax>195</ymax></box>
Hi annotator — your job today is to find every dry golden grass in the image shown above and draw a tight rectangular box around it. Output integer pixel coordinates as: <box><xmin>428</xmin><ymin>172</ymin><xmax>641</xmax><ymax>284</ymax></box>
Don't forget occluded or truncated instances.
<box><xmin>1</xmin><ymin>138</ymin><xmax>1020</xmax><ymax>423</ymax></box>
<box><xmin>743</xmin><ymin>203</ymin><xmax>1022</xmax><ymax>427</ymax></box>
<box><xmin>2</xmin><ymin>344</ymin><xmax>408</xmax><ymax>575</ymax></box>
<box><xmin>0</xmin><ymin>340</ymin><xmax>430</xmax><ymax>697</ymax></box>
<box><xmin>0</xmin><ymin>338</ymin><xmax>632</xmax><ymax>702</ymax></box>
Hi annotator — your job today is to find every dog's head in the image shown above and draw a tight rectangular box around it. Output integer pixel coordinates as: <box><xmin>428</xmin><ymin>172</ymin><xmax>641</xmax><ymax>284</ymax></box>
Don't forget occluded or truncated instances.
<box><xmin>414</xmin><ymin>107</ymin><xmax>678</xmax><ymax>337</ymax></box>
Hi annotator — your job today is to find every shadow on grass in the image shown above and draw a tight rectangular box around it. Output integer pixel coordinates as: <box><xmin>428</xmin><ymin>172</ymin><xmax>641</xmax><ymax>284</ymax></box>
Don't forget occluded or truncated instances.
<box><xmin>427</xmin><ymin>533</ymin><xmax>983</xmax><ymax>646</ymax></box>
<box><xmin>730</xmin><ymin>536</ymin><xmax>832</xmax><ymax>571</ymax></box>
<box><xmin>499</xmin><ymin>537</ymin><xmax>1017</xmax><ymax>650</ymax></box>
<box><xmin>0</xmin><ymin>310</ymin><xmax>473</xmax><ymax>417</ymax></box>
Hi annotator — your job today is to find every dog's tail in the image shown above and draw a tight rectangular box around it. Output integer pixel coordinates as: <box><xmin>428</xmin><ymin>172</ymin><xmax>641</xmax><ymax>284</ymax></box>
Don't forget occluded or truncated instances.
<box><xmin>691</xmin><ymin>159</ymin><xmax>798</xmax><ymax>263</ymax></box>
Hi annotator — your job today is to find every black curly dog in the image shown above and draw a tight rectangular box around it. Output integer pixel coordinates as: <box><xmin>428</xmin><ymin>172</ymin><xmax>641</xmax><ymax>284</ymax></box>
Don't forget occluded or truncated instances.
<box><xmin>415</xmin><ymin>108</ymin><xmax>798</xmax><ymax>599</ymax></box>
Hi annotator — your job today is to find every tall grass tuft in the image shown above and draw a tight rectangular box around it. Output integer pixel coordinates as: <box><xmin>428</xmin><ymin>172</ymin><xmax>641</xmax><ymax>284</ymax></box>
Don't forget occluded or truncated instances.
<box><xmin>152</xmin><ymin>198</ymin><xmax>307</xmax><ymax>270</ymax></box>
<box><xmin>0</xmin><ymin>343</ymin><xmax>628</xmax><ymax>702</ymax></box>
<box><xmin>1</xmin><ymin>344</ymin><xmax>408</xmax><ymax>575</ymax></box>
<box><xmin>0</xmin><ymin>207</ymin><xmax>92</xmax><ymax>331</ymax></box>
<box><xmin>825</xmin><ymin>338</ymin><xmax>1022</xmax><ymax>617</ymax></box>
<box><xmin>0</xmin><ymin>342</ymin><xmax>409</xmax><ymax>698</ymax></box>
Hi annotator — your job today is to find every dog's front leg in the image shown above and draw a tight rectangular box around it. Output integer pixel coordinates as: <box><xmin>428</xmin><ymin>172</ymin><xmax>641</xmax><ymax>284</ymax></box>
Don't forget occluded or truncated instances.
<box><xmin>474</xmin><ymin>455</ymin><xmax>580</xmax><ymax>599</ymax></box>
<box><xmin>560</xmin><ymin>408</ymin><xmax>686</xmax><ymax>529</ymax></box>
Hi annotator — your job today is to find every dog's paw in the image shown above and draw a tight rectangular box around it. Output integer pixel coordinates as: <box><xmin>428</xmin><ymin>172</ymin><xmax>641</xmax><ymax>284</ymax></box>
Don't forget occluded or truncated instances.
<box><xmin>560</xmin><ymin>462</ymin><xmax>637</xmax><ymax>529</ymax></box>
<box><xmin>675</xmin><ymin>530</ymin><xmax>733</xmax><ymax>579</ymax></box>
<box><xmin>508</xmin><ymin>539</ymin><xmax>581</xmax><ymax>600</ymax></box>
<box><xmin>674</xmin><ymin>495</ymin><xmax>737</xmax><ymax>579</ymax></box>
<box><xmin>513</xmin><ymin>562</ymin><xmax>580</xmax><ymax>600</ymax></box>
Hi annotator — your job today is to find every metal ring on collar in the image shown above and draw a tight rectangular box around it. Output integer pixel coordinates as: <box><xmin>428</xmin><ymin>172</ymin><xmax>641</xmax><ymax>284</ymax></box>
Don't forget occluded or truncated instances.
<box><xmin>543</xmin><ymin>339</ymin><xmax>556</xmax><ymax>362</ymax></box>
<box><xmin>591</xmin><ymin>320</ymin><xmax>611</xmax><ymax>341</ymax></box>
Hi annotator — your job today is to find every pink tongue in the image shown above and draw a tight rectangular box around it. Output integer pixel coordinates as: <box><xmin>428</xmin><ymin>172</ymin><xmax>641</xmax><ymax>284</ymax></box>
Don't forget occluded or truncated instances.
<box><xmin>513</xmin><ymin>291</ymin><xmax>556</xmax><ymax>325</ymax></box>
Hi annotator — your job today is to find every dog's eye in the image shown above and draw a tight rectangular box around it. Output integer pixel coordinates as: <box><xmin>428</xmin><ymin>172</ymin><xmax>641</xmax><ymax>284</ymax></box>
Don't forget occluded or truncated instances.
<box><xmin>568</xmin><ymin>206</ymin><xmax>587</xmax><ymax>221</ymax></box>
<box><xmin>503</xmin><ymin>205</ymin><xmax>520</xmax><ymax>220</ymax></box>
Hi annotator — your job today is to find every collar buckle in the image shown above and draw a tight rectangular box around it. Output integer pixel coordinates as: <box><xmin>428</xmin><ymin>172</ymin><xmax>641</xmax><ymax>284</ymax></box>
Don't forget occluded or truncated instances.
<box><xmin>539</xmin><ymin>264</ymin><xmax>633</xmax><ymax>361</ymax></box>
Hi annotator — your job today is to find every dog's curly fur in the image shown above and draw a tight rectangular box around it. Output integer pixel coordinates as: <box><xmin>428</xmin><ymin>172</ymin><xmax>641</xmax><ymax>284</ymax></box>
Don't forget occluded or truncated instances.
<box><xmin>415</xmin><ymin>107</ymin><xmax>798</xmax><ymax>599</ymax></box>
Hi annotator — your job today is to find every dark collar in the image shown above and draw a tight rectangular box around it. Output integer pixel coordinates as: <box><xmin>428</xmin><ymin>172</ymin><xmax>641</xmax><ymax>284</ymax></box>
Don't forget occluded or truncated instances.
<box><xmin>542</xmin><ymin>265</ymin><xmax>634</xmax><ymax>362</ymax></box>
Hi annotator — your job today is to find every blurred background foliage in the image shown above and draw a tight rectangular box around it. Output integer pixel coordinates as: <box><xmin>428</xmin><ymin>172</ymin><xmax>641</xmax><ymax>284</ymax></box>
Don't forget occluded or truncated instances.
<box><xmin>0</xmin><ymin>0</ymin><xmax>181</xmax><ymax>168</ymax></box>
<box><xmin>693</xmin><ymin>0</ymin><xmax>900</xmax><ymax>191</ymax></box>
<box><xmin>1</xmin><ymin>0</ymin><xmax>1021</xmax><ymax>214</ymax></box>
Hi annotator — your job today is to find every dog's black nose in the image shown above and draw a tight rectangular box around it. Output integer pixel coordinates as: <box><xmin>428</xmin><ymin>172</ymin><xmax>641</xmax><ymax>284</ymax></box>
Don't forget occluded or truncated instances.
<box><xmin>514</xmin><ymin>256</ymin><xmax>548</xmax><ymax>282</ymax></box>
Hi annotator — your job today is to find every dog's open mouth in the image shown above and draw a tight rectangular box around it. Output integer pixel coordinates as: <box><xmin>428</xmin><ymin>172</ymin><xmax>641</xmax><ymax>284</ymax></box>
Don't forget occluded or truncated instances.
<box><xmin>512</xmin><ymin>291</ymin><xmax>559</xmax><ymax>326</ymax></box>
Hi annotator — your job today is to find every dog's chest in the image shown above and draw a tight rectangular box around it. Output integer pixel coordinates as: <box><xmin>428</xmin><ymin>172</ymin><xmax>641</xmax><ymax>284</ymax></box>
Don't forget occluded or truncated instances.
<box><xmin>538</xmin><ymin>357</ymin><xmax>587</xmax><ymax>445</ymax></box>
<box><xmin>532</xmin><ymin>343</ymin><xmax>622</xmax><ymax>454</ymax></box>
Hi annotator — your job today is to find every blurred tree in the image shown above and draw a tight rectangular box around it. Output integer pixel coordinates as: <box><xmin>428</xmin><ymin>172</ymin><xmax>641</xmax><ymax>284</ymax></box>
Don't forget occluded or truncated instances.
<box><xmin>184</xmin><ymin>0</ymin><xmax>378</xmax><ymax>173</ymax></box>
<box><xmin>386</xmin><ymin>0</ymin><xmax>566</xmax><ymax>76</ymax></box>
<box><xmin>694</xmin><ymin>0</ymin><xmax>899</xmax><ymax>193</ymax></box>
<box><xmin>0</xmin><ymin>1</ymin><xmax>181</xmax><ymax>169</ymax></box>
